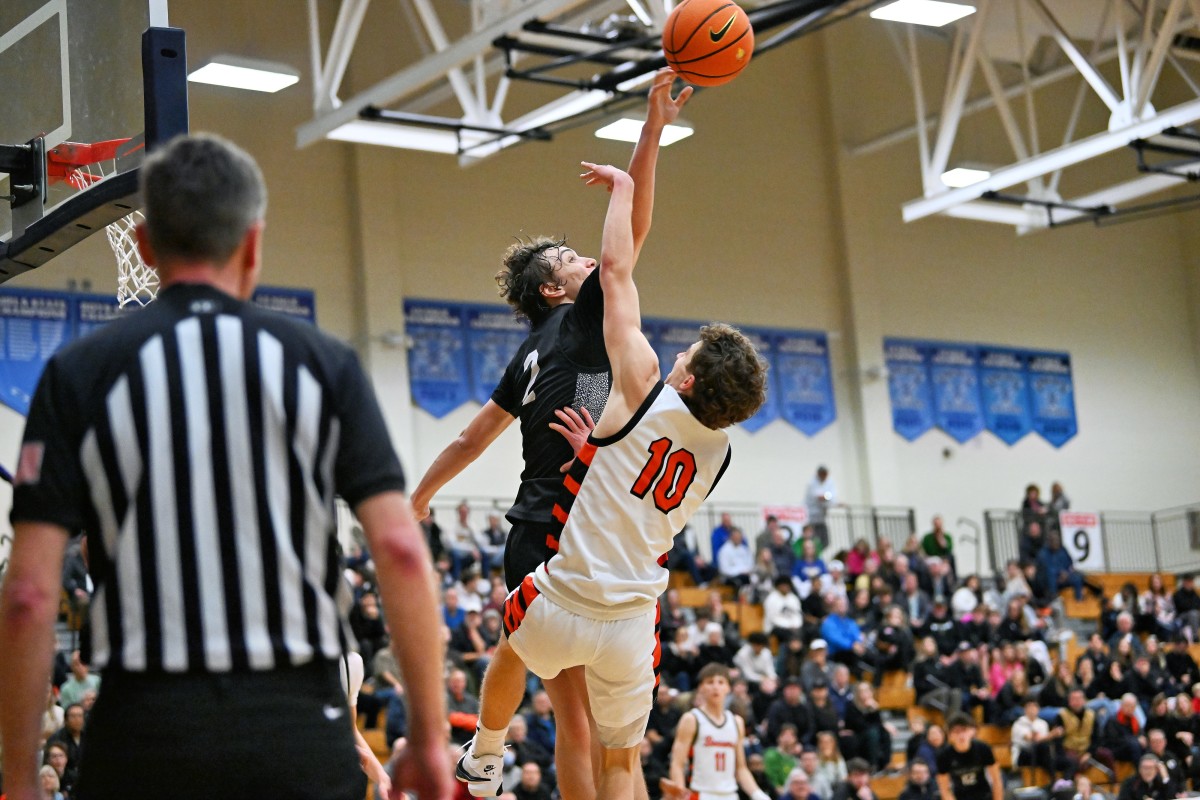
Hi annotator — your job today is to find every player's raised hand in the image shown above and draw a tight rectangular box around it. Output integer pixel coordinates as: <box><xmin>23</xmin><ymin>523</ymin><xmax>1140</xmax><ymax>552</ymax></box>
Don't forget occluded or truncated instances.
<box><xmin>646</xmin><ymin>67</ymin><xmax>693</xmax><ymax>126</ymax></box>
<box><xmin>549</xmin><ymin>405</ymin><xmax>595</xmax><ymax>472</ymax></box>
<box><xmin>579</xmin><ymin>161</ymin><xmax>630</xmax><ymax>192</ymax></box>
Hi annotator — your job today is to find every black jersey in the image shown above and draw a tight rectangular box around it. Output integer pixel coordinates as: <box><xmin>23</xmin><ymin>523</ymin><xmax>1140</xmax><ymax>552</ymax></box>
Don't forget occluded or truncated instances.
<box><xmin>936</xmin><ymin>741</ymin><xmax>995</xmax><ymax>800</ymax></box>
<box><xmin>491</xmin><ymin>269</ymin><xmax>610</xmax><ymax>523</ymax></box>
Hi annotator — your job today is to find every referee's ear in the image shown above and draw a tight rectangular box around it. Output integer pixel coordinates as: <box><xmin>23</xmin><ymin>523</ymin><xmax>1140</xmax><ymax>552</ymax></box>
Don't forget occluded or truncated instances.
<box><xmin>134</xmin><ymin>222</ymin><xmax>157</xmax><ymax>268</ymax></box>
<box><xmin>235</xmin><ymin>221</ymin><xmax>265</xmax><ymax>300</ymax></box>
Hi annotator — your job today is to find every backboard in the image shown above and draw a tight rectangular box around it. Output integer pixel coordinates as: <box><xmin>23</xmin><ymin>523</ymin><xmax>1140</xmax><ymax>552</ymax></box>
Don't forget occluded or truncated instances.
<box><xmin>0</xmin><ymin>0</ymin><xmax>185</xmax><ymax>281</ymax></box>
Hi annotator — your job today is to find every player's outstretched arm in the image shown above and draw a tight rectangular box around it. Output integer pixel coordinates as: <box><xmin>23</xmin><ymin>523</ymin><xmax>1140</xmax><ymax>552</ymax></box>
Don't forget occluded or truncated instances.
<box><xmin>356</xmin><ymin>491</ymin><xmax>453</xmax><ymax>800</ymax></box>
<box><xmin>409</xmin><ymin>401</ymin><xmax>515</xmax><ymax>520</ymax></box>
<box><xmin>629</xmin><ymin>68</ymin><xmax>692</xmax><ymax>260</ymax></box>
<box><xmin>580</xmin><ymin>162</ymin><xmax>659</xmax><ymax>405</ymax></box>
<box><xmin>669</xmin><ymin>710</ymin><xmax>699</xmax><ymax>787</ymax></box>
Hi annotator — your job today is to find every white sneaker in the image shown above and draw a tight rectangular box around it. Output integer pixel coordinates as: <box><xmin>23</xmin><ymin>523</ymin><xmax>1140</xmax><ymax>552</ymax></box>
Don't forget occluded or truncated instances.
<box><xmin>455</xmin><ymin>739</ymin><xmax>503</xmax><ymax>798</ymax></box>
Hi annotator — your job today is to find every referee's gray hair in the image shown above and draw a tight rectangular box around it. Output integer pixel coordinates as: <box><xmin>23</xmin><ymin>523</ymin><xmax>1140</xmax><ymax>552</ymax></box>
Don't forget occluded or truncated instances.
<box><xmin>140</xmin><ymin>133</ymin><xmax>267</xmax><ymax>264</ymax></box>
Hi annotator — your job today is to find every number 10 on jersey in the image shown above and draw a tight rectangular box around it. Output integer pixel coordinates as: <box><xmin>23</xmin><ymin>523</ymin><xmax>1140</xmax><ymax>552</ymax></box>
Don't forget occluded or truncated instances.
<box><xmin>630</xmin><ymin>437</ymin><xmax>697</xmax><ymax>514</ymax></box>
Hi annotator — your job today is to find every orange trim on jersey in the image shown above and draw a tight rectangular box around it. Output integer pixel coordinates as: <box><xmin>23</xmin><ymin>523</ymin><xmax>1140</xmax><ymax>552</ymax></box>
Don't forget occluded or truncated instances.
<box><xmin>577</xmin><ymin>442</ymin><xmax>596</xmax><ymax>467</ymax></box>
<box><xmin>503</xmin><ymin>574</ymin><xmax>541</xmax><ymax>636</ymax></box>
<box><xmin>545</xmin><ymin>535</ymin><xmax>559</xmax><ymax>552</ymax></box>
<box><xmin>563</xmin><ymin>474</ymin><xmax>581</xmax><ymax>495</ymax></box>
<box><xmin>551</xmin><ymin>504</ymin><xmax>568</xmax><ymax>524</ymax></box>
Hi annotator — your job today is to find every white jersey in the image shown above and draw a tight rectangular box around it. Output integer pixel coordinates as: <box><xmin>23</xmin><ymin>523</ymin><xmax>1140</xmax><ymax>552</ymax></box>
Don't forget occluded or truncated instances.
<box><xmin>533</xmin><ymin>383</ymin><xmax>731</xmax><ymax>620</ymax></box>
<box><xmin>688</xmin><ymin>708</ymin><xmax>739</xmax><ymax>794</ymax></box>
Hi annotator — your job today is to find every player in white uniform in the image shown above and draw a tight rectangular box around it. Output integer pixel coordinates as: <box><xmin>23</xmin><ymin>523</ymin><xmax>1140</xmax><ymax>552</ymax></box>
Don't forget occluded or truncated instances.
<box><xmin>339</xmin><ymin>652</ymin><xmax>392</xmax><ymax>798</ymax></box>
<box><xmin>455</xmin><ymin>160</ymin><xmax>767</xmax><ymax>800</ymax></box>
<box><xmin>668</xmin><ymin>663</ymin><xmax>770</xmax><ymax>800</ymax></box>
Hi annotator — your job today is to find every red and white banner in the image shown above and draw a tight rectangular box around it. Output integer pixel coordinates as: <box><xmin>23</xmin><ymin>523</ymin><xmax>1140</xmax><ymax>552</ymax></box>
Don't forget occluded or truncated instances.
<box><xmin>1059</xmin><ymin>512</ymin><xmax>1104</xmax><ymax>571</ymax></box>
<box><xmin>761</xmin><ymin>505</ymin><xmax>808</xmax><ymax>541</ymax></box>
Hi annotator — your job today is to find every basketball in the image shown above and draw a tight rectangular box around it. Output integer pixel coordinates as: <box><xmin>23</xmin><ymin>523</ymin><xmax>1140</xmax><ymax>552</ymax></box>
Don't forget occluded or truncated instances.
<box><xmin>662</xmin><ymin>0</ymin><xmax>754</xmax><ymax>87</ymax></box>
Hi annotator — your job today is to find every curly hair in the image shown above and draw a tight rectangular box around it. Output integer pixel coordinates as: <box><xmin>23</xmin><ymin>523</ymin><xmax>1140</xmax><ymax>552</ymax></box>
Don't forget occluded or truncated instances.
<box><xmin>495</xmin><ymin>236</ymin><xmax>568</xmax><ymax>323</ymax></box>
<box><xmin>682</xmin><ymin>323</ymin><xmax>768</xmax><ymax>430</ymax></box>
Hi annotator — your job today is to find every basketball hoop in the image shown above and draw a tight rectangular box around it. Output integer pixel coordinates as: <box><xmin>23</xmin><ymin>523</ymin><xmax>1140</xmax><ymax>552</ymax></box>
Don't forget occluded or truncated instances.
<box><xmin>45</xmin><ymin>139</ymin><xmax>159</xmax><ymax>307</ymax></box>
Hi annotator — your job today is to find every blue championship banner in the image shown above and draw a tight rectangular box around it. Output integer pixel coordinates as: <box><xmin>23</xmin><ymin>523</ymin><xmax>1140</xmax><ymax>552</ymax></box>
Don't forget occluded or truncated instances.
<box><xmin>465</xmin><ymin>304</ymin><xmax>528</xmax><ymax>405</ymax></box>
<box><xmin>979</xmin><ymin>347</ymin><xmax>1033</xmax><ymax>445</ymax></box>
<box><xmin>403</xmin><ymin>300</ymin><xmax>470</xmax><ymax>418</ymax></box>
<box><xmin>883</xmin><ymin>338</ymin><xmax>935</xmax><ymax>441</ymax></box>
<box><xmin>771</xmin><ymin>330</ymin><xmax>836</xmax><ymax>437</ymax></box>
<box><xmin>0</xmin><ymin>288</ymin><xmax>71</xmax><ymax>415</ymax></box>
<box><xmin>647</xmin><ymin>318</ymin><xmax>705</xmax><ymax>380</ymax></box>
<box><xmin>252</xmin><ymin>286</ymin><xmax>316</xmax><ymax>324</ymax></box>
<box><xmin>74</xmin><ymin>295</ymin><xmax>125</xmax><ymax>339</ymax></box>
<box><xmin>929</xmin><ymin>343</ymin><xmax>984</xmax><ymax>443</ymax></box>
<box><xmin>738</xmin><ymin>327</ymin><xmax>778</xmax><ymax>434</ymax></box>
<box><xmin>1027</xmin><ymin>350</ymin><xmax>1077</xmax><ymax>447</ymax></box>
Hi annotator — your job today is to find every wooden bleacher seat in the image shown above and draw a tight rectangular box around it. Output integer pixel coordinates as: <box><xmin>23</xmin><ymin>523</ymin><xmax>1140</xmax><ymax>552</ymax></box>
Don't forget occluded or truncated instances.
<box><xmin>676</xmin><ymin>584</ymin><xmax>735</xmax><ymax>607</ymax></box>
<box><xmin>871</xmin><ymin>774</ymin><xmax>907</xmax><ymax>800</ymax></box>
<box><xmin>976</xmin><ymin>725</ymin><xmax>1009</xmax><ymax>746</ymax></box>
<box><xmin>739</xmin><ymin>603</ymin><xmax>764</xmax><ymax>638</ymax></box>
<box><xmin>878</xmin><ymin>684</ymin><xmax>915</xmax><ymax>711</ymax></box>
<box><xmin>1061</xmin><ymin>593</ymin><xmax>1102</xmax><ymax>620</ymax></box>
<box><xmin>906</xmin><ymin>706</ymin><xmax>944</xmax><ymax>729</ymax></box>
<box><xmin>361</xmin><ymin>727</ymin><xmax>388</xmax><ymax>759</ymax></box>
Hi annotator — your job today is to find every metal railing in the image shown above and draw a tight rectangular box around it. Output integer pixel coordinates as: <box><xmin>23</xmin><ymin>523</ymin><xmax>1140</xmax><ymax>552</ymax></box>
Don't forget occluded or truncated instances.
<box><xmin>984</xmin><ymin>503</ymin><xmax>1200</xmax><ymax>575</ymax></box>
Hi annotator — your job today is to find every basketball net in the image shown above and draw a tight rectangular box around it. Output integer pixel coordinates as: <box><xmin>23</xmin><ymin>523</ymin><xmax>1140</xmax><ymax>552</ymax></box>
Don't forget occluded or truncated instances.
<box><xmin>107</xmin><ymin>211</ymin><xmax>158</xmax><ymax>308</ymax></box>
<box><xmin>67</xmin><ymin>157</ymin><xmax>159</xmax><ymax>307</ymax></box>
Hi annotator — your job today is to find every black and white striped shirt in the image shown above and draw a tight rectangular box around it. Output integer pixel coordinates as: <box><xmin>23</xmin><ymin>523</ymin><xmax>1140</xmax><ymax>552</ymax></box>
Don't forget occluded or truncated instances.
<box><xmin>11</xmin><ymin>283</ymin><xmax>405</xmax><ymax>674</ymax></box>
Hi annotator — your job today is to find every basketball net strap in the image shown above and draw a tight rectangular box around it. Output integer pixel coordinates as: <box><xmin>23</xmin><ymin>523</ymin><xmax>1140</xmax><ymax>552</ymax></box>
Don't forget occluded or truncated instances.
<box><xmin>106</xmin><ymin>210</ymin><xmax>159</xmax><ymax>307</ymax></box>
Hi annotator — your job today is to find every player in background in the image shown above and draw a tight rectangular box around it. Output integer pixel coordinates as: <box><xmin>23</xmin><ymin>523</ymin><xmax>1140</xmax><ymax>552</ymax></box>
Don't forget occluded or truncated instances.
<box><xmin>410</xmin><ymin>68</ymin><xmax>692</xmax><ymax>800</ymax></box>
<box><xmin>454</xmin><ymin>160</ymin><xmax>766</xmax><ymax>800</ymax></box>
<box><xmin>936</xmin><ymin>713</ymin><xmax>1002</xmax><ymax>800</ymax></box>
<box><xmin>669</xmin><ymin>663</ymin><xmax>773</xmax><ymax>800</ymax></box>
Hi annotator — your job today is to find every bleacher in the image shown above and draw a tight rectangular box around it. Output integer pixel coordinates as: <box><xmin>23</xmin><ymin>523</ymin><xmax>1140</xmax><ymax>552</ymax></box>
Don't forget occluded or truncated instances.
<box><xmin>666</xmin><ymin>568</ymin><xmax>1196</xmax><ymax>800</ymax></box>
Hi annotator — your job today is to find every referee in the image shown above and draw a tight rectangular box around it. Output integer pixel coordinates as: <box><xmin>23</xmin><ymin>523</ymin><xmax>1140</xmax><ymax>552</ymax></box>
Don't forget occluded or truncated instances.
<box><xmin>0</xmin><ymin>134</ymin><xmax>452</xmax><ymax>800</ymax></box>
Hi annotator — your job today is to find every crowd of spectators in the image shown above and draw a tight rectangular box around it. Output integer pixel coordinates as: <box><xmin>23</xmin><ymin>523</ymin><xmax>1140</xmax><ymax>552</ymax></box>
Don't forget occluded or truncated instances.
<box><xmin>21</xmin><ymin>487</ymin><xmax>1200</xmax><ymax>800</ymax></box>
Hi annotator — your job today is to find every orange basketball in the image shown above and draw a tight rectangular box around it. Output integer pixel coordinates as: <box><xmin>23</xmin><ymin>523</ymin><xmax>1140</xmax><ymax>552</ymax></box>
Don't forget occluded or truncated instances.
<box><xmin>662</xmin><ymin>0</ymin><xmax>754</xmax><ymax>87</ymax></box>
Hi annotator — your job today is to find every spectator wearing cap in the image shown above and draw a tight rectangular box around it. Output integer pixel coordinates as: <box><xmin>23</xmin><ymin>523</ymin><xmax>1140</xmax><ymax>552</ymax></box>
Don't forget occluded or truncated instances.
<box><xmin>765</xmin><ymin>575</ymin><xmax>804</xmax><ymax>644</ymax></box>
<box><xmin>821</xmin><ymin>595</ymin><xmax>884</xmax><ymax>687</ymax></box>
<box><xmin>768</xmin><ymin>677</ymin><xmax>814</xmax><ymax>746</ymax></box>
<box><xmin>919</xmin><ymin>597</ymin><xmax>966</xmax><ymax>656</ymax></box>
<box><xmin>735</xmin><ymin>632</ymin><xmax>779</xmax><ymax>689</ymax></box>
<box><xmin>802</xmin><ymin>640</ymin><xmax>833</xmax><ymax>694</ymax></box>
<box><xmin>832</xmin><ymin>758</ymin><xmax>877</xmax><ymax>800</ymax></box>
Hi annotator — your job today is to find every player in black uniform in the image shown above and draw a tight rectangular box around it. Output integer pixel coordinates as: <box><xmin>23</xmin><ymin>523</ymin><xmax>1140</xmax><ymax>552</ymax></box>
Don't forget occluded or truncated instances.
<box><xmin>935</xmin><ymin>714</ymin><xmax>1002</xmax><ymax>800</ymax></box>
<box><xmin>410</xmin><ymin>69</ymin><xmax>692</xmax><ymax>800</ymax></box>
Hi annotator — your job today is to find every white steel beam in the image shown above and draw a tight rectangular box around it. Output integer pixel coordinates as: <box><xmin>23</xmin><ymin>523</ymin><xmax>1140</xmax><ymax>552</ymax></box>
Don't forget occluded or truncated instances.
<box><xmin>297</xmin><ymin>0</ymin><xmax>591</xmax><ymax>148</ymax></box>
<box><xmin>929</xmin><ymin>0</ymin><xmax>991</xmax><ymax>180</ymax></box>
<box><xmin>977</xmin><ymin>46</ymin><xmax>1042</xmax><ymax>195</ymax></box>
<box><xmin>942</xmin><ymin>200</ymin><xmax>1045</xmax><ymax>227</ymax></box>
<box><xmin>1136</xmin><ymin>0</ymin><xmax>1186</xmax><ymax>115</ymax></box>
<box><xmin>902</xmin><ymin>95</ymin><xmax>1200</xmax><ymax>221</ymax></box>
<box><xmin>312</xmin><ymin>0</ymin><xmax>371</xmax><ymax>113</ymax></box>
<box><xmin>1029</xmin><ymin>0</ymin><xmax>1123</xmax><ymax>113</ymax></box>
<box><xmin>410</xmin><ymin>0</ymin><xmax>485</xmax><ymax>121</ymax></box>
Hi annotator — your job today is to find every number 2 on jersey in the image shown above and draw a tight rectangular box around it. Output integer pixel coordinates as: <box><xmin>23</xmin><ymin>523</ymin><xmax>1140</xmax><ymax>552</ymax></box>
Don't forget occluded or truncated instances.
<box><xmin>520</xmin><ymin>350</ymin><xmax>540</xmax><ymax>406</ymax></box>
<box><xmin>630</xmin><ymin>437</ymin><xmax>697</xmax><ymax>513</ymax></box>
